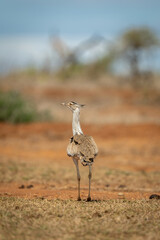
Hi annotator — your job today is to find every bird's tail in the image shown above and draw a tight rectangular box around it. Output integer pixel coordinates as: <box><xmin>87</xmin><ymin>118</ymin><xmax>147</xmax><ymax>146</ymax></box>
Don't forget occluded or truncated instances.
<box><xmin>80</xmin><ymin>156</ymin><xmax>94</xmax><ymax>166</ymax></box>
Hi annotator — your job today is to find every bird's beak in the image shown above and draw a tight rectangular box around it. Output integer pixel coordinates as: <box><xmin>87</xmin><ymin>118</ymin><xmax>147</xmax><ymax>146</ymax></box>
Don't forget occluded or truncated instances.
<box><xmin>80</xmin><ymin>104</ymin><xmax>85</xmax><ymax>108</ymax></box>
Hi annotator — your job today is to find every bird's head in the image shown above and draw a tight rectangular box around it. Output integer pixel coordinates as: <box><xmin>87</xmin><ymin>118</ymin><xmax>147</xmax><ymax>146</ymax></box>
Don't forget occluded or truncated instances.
<box><xmin>61</xmin><ymin>101</ymin><xmax>85</xmax><ymax>112</ymax></box>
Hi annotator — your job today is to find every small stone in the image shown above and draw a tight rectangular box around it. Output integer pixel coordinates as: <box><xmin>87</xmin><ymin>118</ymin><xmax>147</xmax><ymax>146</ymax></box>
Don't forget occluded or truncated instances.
<box><xmin>118</xmin><ymin>192</ymin><xmax>124</xmax><ymax>196</ymax></box>
<box><xmin>118</xmin><ymin>185</ymin><xmax>126</xmax><ymax>188</ymax></box>
<box><xmin>149</xmin><ymin>194</ymin><xmax>160</xmax><ymax>199</ymax></box>
<box><xmin>105</xmin><ymin>184</ymin><xmax>110</xmax><ymax>187</ymax></box>
<box><xmin>40</xmin><ymin>196</ymin><xmax>45</xmax><ymax>200</ymax></box>
<box><xmin>27</xmin><ymin>184</ymin><xmax>34</xmax><ymax>189</ymax></box>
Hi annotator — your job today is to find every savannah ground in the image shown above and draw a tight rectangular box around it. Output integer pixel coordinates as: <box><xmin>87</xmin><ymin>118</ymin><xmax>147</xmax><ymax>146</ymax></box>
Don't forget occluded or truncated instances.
<box><xmin>0</xmin><ymin>74</ymin><xmax>160</xmax><ymax>239</ymax></box>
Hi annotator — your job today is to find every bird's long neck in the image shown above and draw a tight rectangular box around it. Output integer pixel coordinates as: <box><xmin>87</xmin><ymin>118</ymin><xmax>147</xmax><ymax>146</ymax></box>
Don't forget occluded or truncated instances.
<box><xmin>72</xmin><ymin>108</ymin><xmax>83</xmax><ymax>135</ymax></box>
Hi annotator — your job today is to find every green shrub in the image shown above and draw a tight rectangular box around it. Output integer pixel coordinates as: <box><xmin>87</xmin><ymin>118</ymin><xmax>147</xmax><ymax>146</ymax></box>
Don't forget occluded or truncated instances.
<box><xmin>0</xmin><ymin>91</ymin><xmax>51</xmax><ymax>123</ymax></box>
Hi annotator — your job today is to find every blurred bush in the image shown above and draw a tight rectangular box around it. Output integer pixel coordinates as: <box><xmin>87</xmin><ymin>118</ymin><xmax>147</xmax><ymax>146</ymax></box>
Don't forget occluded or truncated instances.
<box><xmin>0</xmin><ymin>91</ymin><xmax>51</xmax><ymax>123</ymax></box>
<box><xmin>119</xmin><ymin>27</ymin><xmax>159</xmax><ymax>79</ymax></box>
<box><xmin>86</xmin><ymin>51</ymin><xmax>116</xmax><ymax>79</ymax></box>
<box><xmin>51</xmin><ymin>34</ymin><xmax>115</xmax><ymax>80</ymax></box>
<box><xmin>54</xmin><ymin>27</ymin><xmax>160</xmax><ymax>84</ymax></box>
<box><xmin>56</xmin><ymin>51</ymin><xmax>115</xmax><ymax>80</ymax></box>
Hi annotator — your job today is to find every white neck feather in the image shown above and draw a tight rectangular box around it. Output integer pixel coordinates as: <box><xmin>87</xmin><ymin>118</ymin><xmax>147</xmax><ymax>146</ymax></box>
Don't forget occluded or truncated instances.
<box><xmin>72</xmin><ymin>108</ymin><xmax>83</xmax><ymax>135</ymax></box>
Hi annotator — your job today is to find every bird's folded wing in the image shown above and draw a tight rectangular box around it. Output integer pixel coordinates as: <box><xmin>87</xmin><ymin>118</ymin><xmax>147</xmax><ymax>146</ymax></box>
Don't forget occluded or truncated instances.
<box><xmin>67</xmin><ymin>134</ymin><xmax>98</xmax><ymax>158</ymax></box>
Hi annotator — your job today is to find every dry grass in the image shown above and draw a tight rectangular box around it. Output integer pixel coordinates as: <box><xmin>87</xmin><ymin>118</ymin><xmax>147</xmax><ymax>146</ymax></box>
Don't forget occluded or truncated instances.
<box><xmin>0</xmin><ymin>160</ymin><xmax>75</xmax><ymax>185</ymax></box>
<box><xmin>0</xmin><ymin>160</ymin><xmax>160</xmax><ymax>192</ymax></box>
<box><xmin>0</xmin><ymin>197</ymin><xmax>160</xmax><ymax>240</ymax></box>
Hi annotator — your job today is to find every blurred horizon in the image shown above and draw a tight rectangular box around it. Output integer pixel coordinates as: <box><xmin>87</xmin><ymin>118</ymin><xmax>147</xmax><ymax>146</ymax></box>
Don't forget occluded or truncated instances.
<box><xmin>0</xmin><ymin>0</ymin><xmax>160</xmax><ymax>74</ymax></box>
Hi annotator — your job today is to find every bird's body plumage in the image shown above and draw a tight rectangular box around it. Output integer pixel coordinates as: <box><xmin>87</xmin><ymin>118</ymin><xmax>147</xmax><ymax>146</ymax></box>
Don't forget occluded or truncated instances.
<box><xmin>67</xmin><ymin>134</ymin><xmax>98</xmax><ymax>166</ymax></box>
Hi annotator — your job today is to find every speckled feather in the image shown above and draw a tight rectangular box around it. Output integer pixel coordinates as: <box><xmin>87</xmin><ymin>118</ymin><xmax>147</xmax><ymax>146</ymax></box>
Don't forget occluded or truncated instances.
<box><xmin>67</xmin><ymin>134</ymin><xmax>98</xmax><ymax>165</ymax></box>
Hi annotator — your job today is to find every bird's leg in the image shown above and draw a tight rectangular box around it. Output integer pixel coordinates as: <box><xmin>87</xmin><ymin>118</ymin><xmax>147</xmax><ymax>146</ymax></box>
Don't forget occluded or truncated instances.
<box><xmin>87</xmin><ymin>164</ymin><xmax>92</xmax><ymax>201</ymax></box>
<box><xmin>73</xmin><ymin>158</ymin><xmax>81</xmax><ymax>201</ymax></box>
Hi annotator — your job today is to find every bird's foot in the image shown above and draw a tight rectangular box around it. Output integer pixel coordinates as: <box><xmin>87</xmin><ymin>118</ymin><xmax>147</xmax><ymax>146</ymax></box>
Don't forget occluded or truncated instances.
<box><xmin>87</xmin><ymin>197</ymin><xmax>91</xmax><ymax>202</ymax></box>
<box><xmin>77</xmin><ymin>197</ymin><xmax>81</xmax><ymax>201</ymax></box>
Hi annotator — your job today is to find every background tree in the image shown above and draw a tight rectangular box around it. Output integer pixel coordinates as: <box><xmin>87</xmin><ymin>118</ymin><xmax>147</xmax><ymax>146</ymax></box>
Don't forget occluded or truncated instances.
<box><xmin>120</xmin><ymin>27</ymin><xmax>159</xmax><ymax>78</ymax></box>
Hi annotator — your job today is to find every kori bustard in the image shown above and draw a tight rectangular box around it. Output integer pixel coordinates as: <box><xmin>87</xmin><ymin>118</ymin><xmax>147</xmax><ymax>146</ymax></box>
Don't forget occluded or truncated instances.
<box><xmin>61</xmin><ymin>101</ymin><xmax>98</xmax><ymax>201</ymax></box>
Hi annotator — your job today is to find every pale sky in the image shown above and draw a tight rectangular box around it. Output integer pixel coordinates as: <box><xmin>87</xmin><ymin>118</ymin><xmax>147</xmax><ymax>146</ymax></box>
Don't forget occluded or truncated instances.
<box><xmin>0</xmin><ymin>0</ymin><xmax>160</xmax><ymax>73</ymax></box>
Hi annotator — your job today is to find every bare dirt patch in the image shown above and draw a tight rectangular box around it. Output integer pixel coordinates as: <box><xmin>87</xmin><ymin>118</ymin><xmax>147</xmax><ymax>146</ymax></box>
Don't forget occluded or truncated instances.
<box><xmin>0</xmin><ymin>182</ymin><xmax>159</xmax><ymax>201</ymax></box>
<box><xmin>0</xmin><ymin>123</ymin><xmax>160</xmax><ymax>200</ymax></box>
